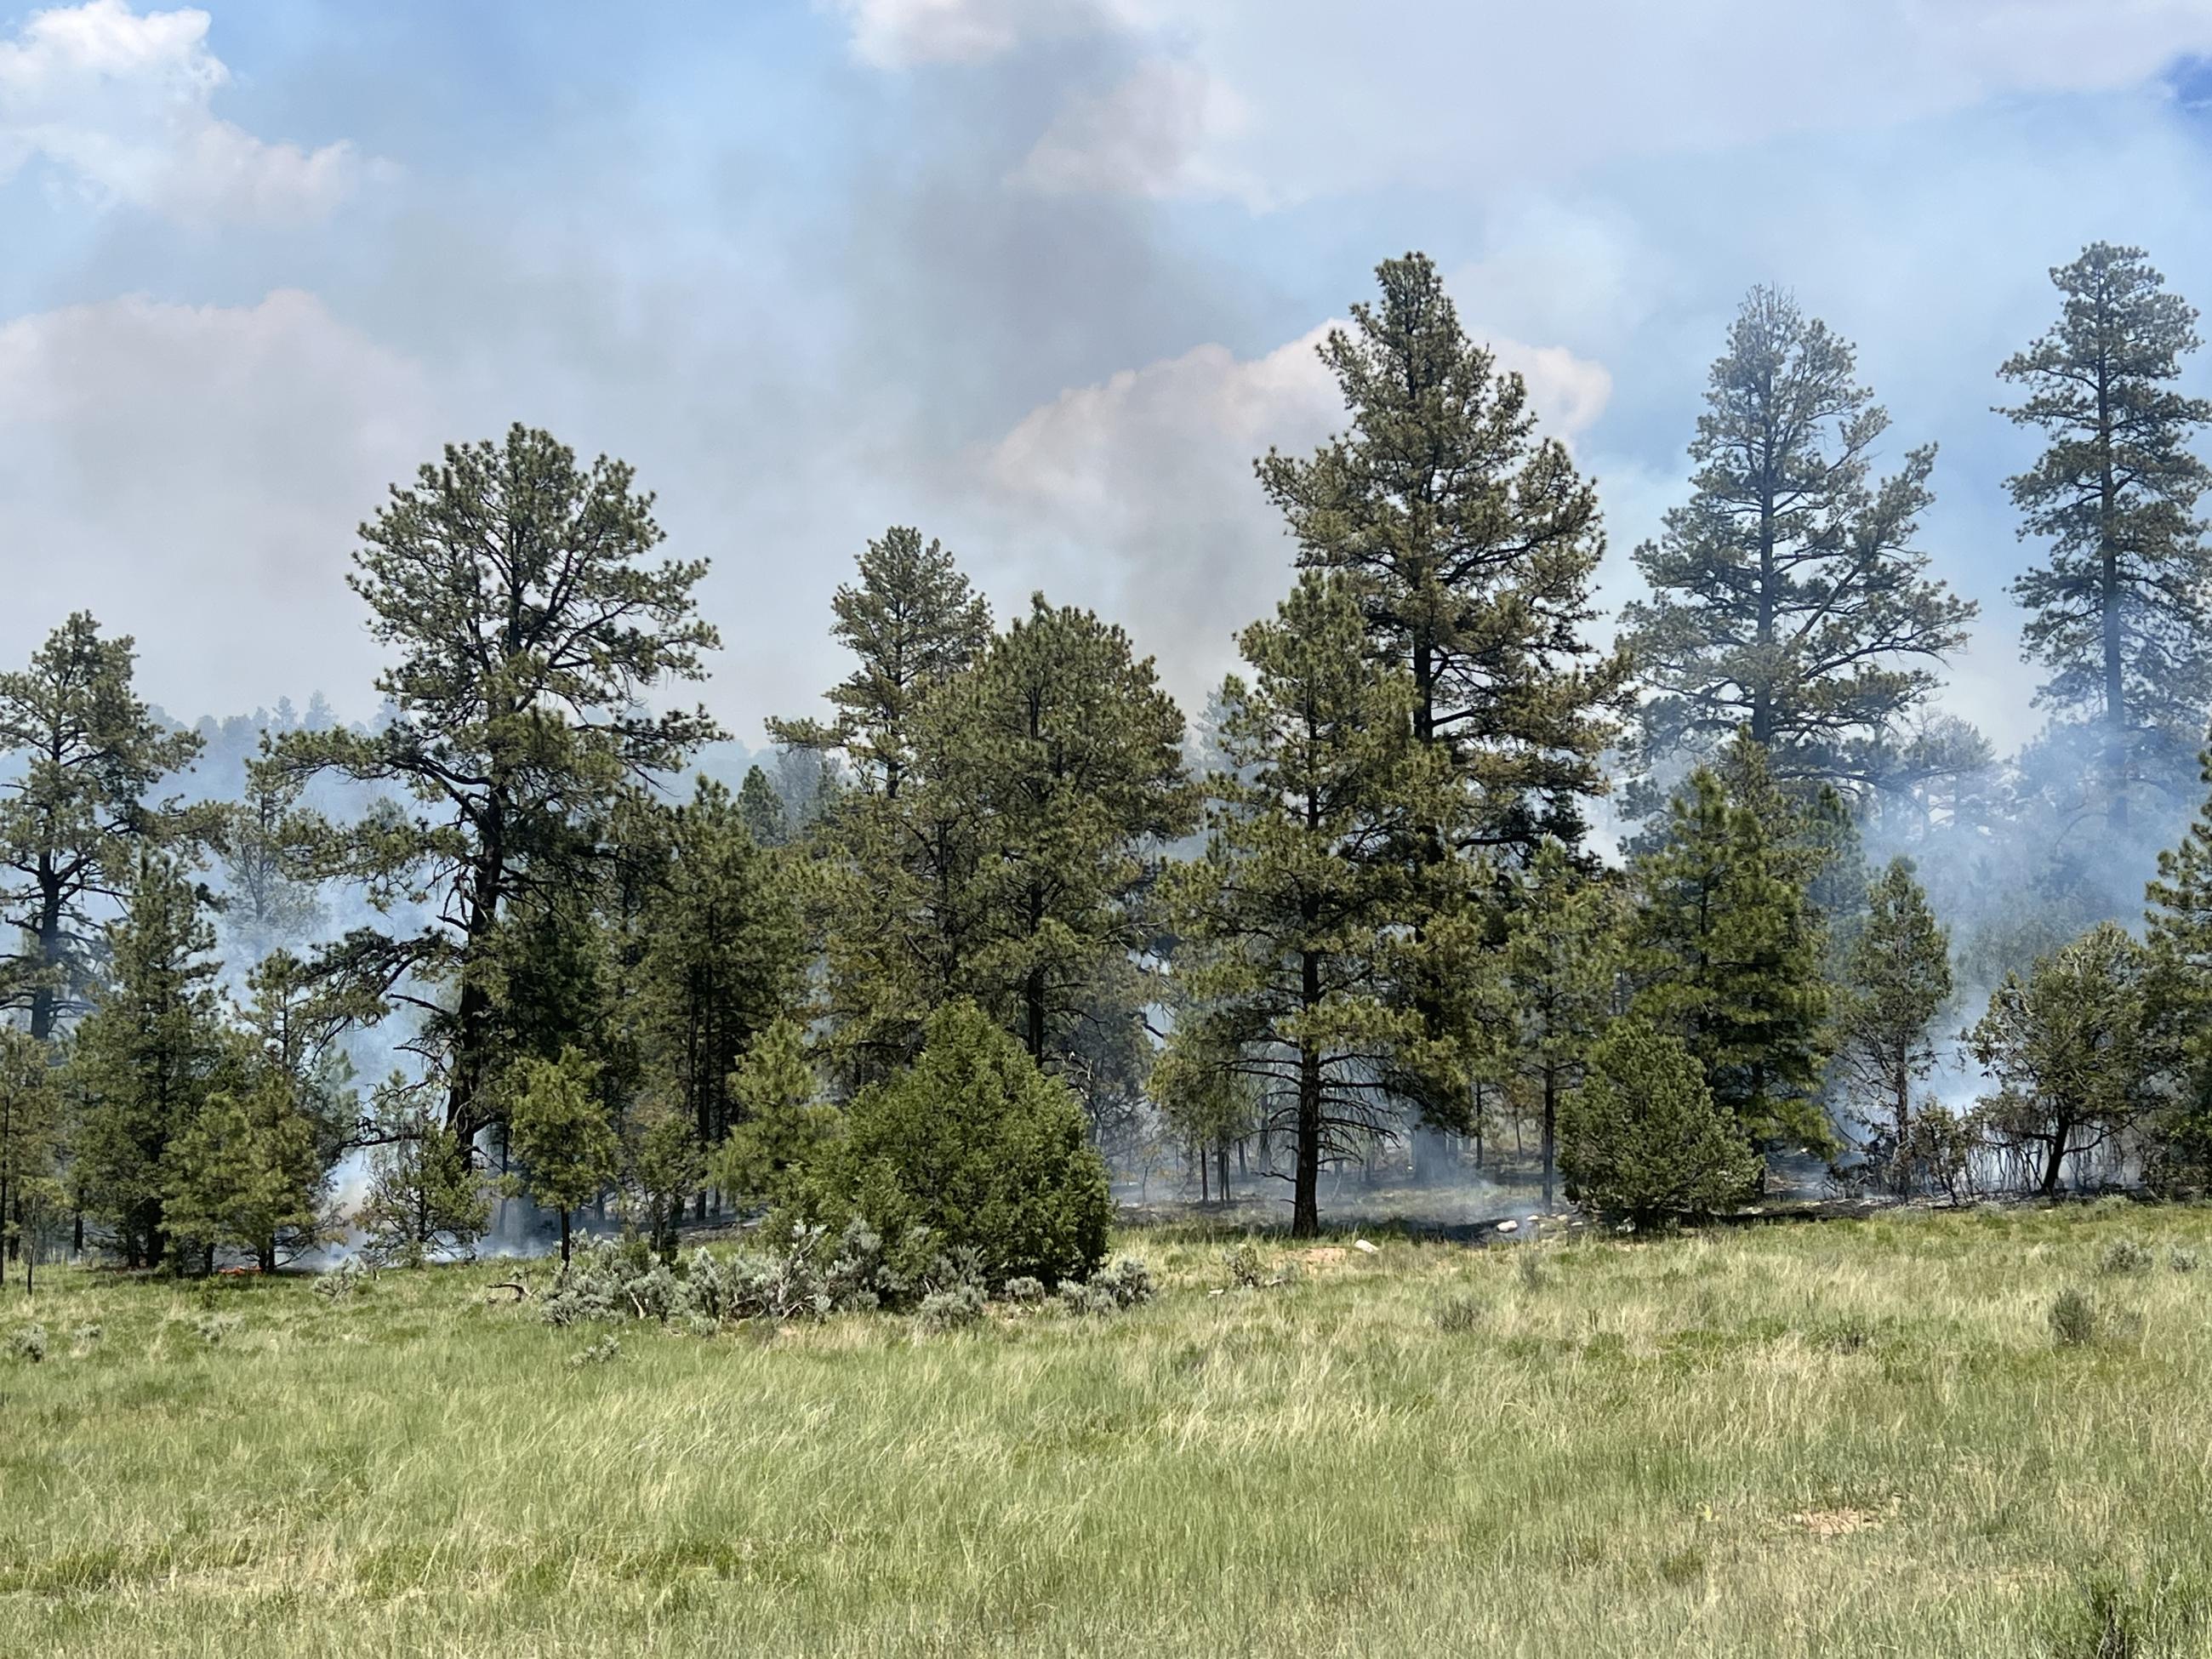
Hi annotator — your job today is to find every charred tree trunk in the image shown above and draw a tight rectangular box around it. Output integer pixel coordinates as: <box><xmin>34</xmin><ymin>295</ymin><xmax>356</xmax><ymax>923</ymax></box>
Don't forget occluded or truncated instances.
<box><xmin>1293</xmin><ymin>950</ymin><xmax>1323</xmax><ymax>1239</ymax></box>
<box><xmin>2040</xmin><ymin>1125</ymin><xmax>2071</xmax><ymax>1198</ymax></box>
<box><xmin>29</xmin><ymin>865</ymin><xmax>64</xmax><ymax>1045</ymax></box>
<box><xmin>447</xmin><ymin>792</ymin><xmax>509</xmax><ymax>1150</ymax></box>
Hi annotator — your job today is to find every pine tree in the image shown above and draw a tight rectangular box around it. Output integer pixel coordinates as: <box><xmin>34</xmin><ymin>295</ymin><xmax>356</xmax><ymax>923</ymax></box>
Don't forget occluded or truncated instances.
<box><xmin>211</xmin><ymin>758</ymin><xmax>323</xmax><ymax>959</ymax></box>
<box><xmin>1559</xmin><ymin>1020</ymin><xmax>1761</xmax><ymax>1226</ymax></box>
<box><xmin>262</xmin><ymin>427</ymin><xmax>719</xmax><ymax>1149</ymax></box>
<box><xmin>623</xmin><ymin>1100</ymin><xmax>704</xmax><ymax>1258</ymax></box>
<box><xmin>237</xmin><ymin>948</ymin><xmax>364</xmax><ymax>1164</ymax></box>
<box><xmin>1622</xmin><ymin>288</ymin><xmax>1975</xmax><ymax>801</ymax></box>
<box><xmin>1837</xmin><ymin>858</ymin><xmax>1953</xmax><ymax>1175</ymax></box>
<box><xmin>1257</xmin><ymin>253</ymin><xmax>1629</xmax><ymax>855</ymax></box>
<box><xmin>66</xmin><ymin>852</ymin><xmax>227</xmax><ymax>1268</ymax></box>
<box><xmin>1160</xmin><ymin>573</ymin><xmax>1468</xmax><ymax>1236</ymax></box>
<box><xmin>2144</xmin><ymin>756</ymin><xmax>2212</xmax><ymax>1189</ymax></box>
<box><xmin>0</xmin><ymin>1029</ymin><xmax>60</xmax><ymax>1285</ymax></box>
<box><xmin>1497</xmin><ymin>839</ymin><xmax>1622</xmax><ymax>1207</ymax></box>
<box><xmin>2002</xmin><ymin>243</ymin><xmax>2212</xmax><ymax>830</ymax></box>
<box><xmin>0</xmin><ymin>613</ymin><xmax>205</xmax><ymax>1040</ymax></box>
<box><xmin>355</xmin><ymin>1090</ymin><xmax>491</xmax><ymax>1267</ymax></box>
<box><xmin>957</xmin><ymin>598</ymin><xmax>1195</xmax><ymax>1069</ymax></box>
<box><xmin>714</xmin><ymin>1018</ymin><xmax>839</xmax><ymax>1210</ymax></box>
<box><xmin>161</xmin><ymin>1063</ymin><xmax>330</xmax><ymax>1273</ymax></box>
<box><xmin>768</xmin><ymin>526</ymin><xmax>991</xmax><ymax>800</ymax></box>
<box><xmin>818</xmin><ymin>596</ymin><xmax>1194</xmax><ymax>1104</ymax></box>
<box><xmin>1969</xmin><ymin>921</ymin><xmax>2157</xmax><ymax>1195</ymax></box>
<box><xmin>503</xmin><ymin>1046</ymin><xmax>620</xmax><ymax>1264</ymax></box>
<box><xmin>814</xmin><ymin>721</ymin><xmax>986</xmax><ymax>1085</ymax></box>
<box><xmin>1255</xmin><ymin>254</ymin><xmax>1625</xmax><ymax>1144</ymax></box>
<box><xmin>737</xmin><ymin>765</ymin><xmax>790</xmax><ymax>848</ymax></box>
<box><xmin>801</xmin><ymin>1001</ymin><xmax>1110</xmax><ymax>1286</ymax></box>
<box><xmin>1629</xmin><ymin>767</ymin><xmax>1831</xmax><ymax>1154</ymax></box>
<box><xmin>634</xmin><ymin>778</ymin><xmax>803</xmax><ymax>1177</ymax></box>
<box><xmin>164</xmin><ymin>949</ymin><xmax>362</xmax><ymax>1270</ymax></box>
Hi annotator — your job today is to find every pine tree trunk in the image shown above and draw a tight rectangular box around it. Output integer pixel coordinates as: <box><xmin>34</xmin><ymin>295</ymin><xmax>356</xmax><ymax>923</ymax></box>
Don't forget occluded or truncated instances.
<box><xmin>1542</xmin><ymin>1062</ymin><xmax>1557</xmax><ymax>1210</ymax></box>
<box><xmin>29</xmin><ymin>865</ymin><xmax>63</xmax><ymax>1045</ymax></box>
<box><xmin>560</xmin><ymin>1208</ymin><xmax>573</xmax><ymax>1265</ymax></box>
<box><xmin>1753</xmin><ymin>454</ymin><xmax>1777</xmax><ymax>748</ymax></box>
<box><xmin>448</xmin><ymin>801</ymin><xmax>509</xmax><ymax>1146</ymax></box>
<box><xmin>1293</xmin><ymin>950</ymin><xmax>1323</xmax><ymax>1239</ymax></box>
<box><xmin>1024</xmin><ymin>970</ymin><xmax>1047</xmax><ymax>1064</ymax></box>
<box><xmin>2099</xmin><ymin>373</ymin><xmax>2129</xmax><ymax>833</ymax></box>
<box><xmin>1217</xmin><ymin>1140</ymin><xmax>1230</xmax><ymax>1207</ymax></box>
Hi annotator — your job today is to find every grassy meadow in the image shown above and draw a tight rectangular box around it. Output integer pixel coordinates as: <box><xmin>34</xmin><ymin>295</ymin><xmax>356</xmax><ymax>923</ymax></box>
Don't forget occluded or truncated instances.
<box><xmin>7</xmin><ymin>1202</ymin><xmax>2212</xmax><ymax>1656</ymax></box>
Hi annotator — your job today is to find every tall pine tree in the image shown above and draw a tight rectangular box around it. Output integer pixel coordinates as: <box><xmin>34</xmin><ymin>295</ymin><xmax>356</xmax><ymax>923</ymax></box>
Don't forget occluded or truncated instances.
<box><xmin>1160</xmin><ymin>573</ymin><xmax>1467</xmax><ymax>1236</ymax></box>
<box><xmin>769</xmin><ymin>526</ymin><xmax>991</xmax><ymax>800</ymax></box>
<box><xmin>66</xmin><ymin>851</ymin><xmax>227</xmax><ymax>1268</ymax></box>
<box><xmin>1622</xmin><ymin>288</ymin><xmax>1975</xmax><ymax>801</ymax></box>
<box><xmin>958</xmin><ymin>598</ymin><xmax>1194</xmax><ymax>1071</ymax></box>
<box><xmin>0</xmin><ymin>614</ymin><xmax>204</xmax><ymax>1041</ymax></box>
<box><xmin>264</xmin><ymin>427</ymin><xmax>719</xmax><ymax>1149</ymax></box>
<box><xmin>1256</xmin><ymin>253</ymin><xmax>1624</xmax><ymax>1137</ymax></box>
<box><xmin>818</xmin><ymin>596</ymin><xmax>1194</xmax><ymax>1110</ymax></box>
<box><xmin>2001</xmin><ymin>242</ymin><xmax>2212</xmax><ymax>830</ymax></box>
<box><xmin>1257</xmin><ymin>253</ymin><xmax>1628</xmax><ymax>854</ymax></box>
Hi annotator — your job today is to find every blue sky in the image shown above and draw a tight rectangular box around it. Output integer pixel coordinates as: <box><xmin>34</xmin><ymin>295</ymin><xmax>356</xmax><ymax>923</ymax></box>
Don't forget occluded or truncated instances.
<box><xmin>8</xmin><ymin>0</ymin><xmax>2212</xmax><ymax>761</ymax></box>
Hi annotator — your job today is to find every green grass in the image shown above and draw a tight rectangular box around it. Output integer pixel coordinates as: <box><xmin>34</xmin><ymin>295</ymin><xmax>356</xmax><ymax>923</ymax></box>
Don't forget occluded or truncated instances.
<box><xmin>7</xmin><ymin>1203</ymin><xmax>2212</xmax><ymax>1656</ymax></box>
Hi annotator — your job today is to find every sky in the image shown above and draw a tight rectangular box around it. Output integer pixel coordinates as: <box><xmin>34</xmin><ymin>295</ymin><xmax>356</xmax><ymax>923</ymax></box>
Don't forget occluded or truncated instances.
<box><xmin>8</xmin><ymin>0</ymin><xmax>2212</xmax><ymax>762</ymax></box>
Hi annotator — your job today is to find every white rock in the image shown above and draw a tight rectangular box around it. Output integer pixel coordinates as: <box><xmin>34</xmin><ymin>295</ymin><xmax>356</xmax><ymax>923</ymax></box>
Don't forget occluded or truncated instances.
<box><xmin>1496</xmin><ymin>1220</ymin><xmax>1519</xmax><ymax>1234</ymax></box>
<box><xmin>1353</xmin><ymin>1239</ymin><xmax>1380</xmax><ymax>1254</ymax></box>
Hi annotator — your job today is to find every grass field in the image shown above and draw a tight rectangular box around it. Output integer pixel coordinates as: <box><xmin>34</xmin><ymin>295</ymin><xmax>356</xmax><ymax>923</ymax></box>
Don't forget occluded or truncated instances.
<box><xmin>7</xmin><ymin>1202</ymin><xmax>2212</xmax><ymax>1656</ymax></box>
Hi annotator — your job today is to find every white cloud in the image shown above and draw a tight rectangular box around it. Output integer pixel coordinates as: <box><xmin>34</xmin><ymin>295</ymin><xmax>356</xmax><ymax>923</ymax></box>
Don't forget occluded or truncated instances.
<box><xmin>0</xmin><ymin>291</ymin><xmax>436</xmax><ymax>716</ymax></box>
<box><xmin>964</xmin><ymin>319</ymin><xmax>1611</xmax><ymax>715</ymax></box>
<box><xmin>0</xmin><ymin>0</ymin><xmax>360</xmax><ymax>224</ymax></box>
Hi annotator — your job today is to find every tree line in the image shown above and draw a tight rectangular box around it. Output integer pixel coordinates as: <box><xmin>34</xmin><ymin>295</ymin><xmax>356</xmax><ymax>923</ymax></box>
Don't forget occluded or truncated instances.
<box><xmin>5</xmin><ymin>240</ymin><xmax>2212</xmax><ymax>1283</ymax></box>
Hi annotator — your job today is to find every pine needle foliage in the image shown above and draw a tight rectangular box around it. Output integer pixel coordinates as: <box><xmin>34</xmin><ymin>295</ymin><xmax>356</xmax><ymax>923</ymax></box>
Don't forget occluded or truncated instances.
<box><xmin>1559</xmin><ymin>1020</ymin><xmax>1760</xmax><ymax>1225</ymax></box>
<box><xmin>2002</xmin><ymin>243</ymin><xmax>2212</xmax><ymax>827</ymax></box>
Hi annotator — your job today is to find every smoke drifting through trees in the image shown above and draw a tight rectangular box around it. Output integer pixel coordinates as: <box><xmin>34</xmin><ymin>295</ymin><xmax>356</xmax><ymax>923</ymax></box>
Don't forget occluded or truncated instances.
<box><xmin>10</xmin><ymin>242</ymin><xmax>2212</xmax><ymax>1278</ymax></box>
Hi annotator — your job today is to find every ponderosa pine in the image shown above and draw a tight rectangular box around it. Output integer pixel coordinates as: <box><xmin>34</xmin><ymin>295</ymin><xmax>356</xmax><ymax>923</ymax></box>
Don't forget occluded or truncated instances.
<box><xmin>1623</xmin><ymin>288</ymin><xmax>1975</xmax><ymax>803</ymax></box>
<box><xmin>2002</xmin><ymin>243</ymin><xmax>2212</xmax><ymax>830</ymax></box>
<box><xmin>263</xmin><ymin>427</ymin><xmax>719</xmax><ymax>1150</ymax></box>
